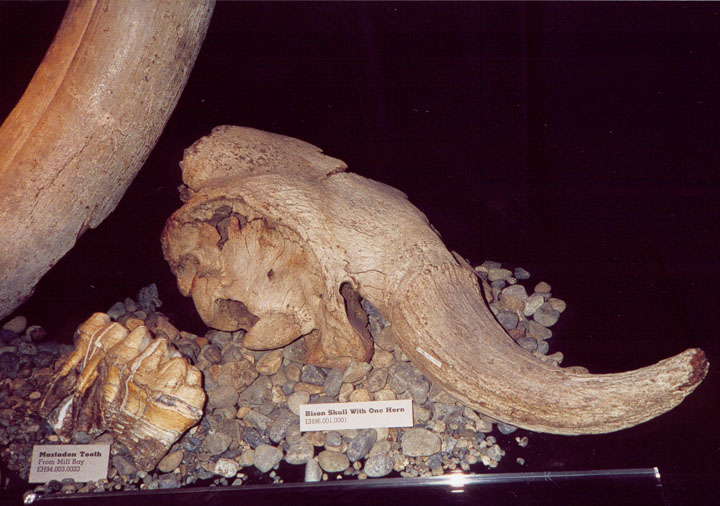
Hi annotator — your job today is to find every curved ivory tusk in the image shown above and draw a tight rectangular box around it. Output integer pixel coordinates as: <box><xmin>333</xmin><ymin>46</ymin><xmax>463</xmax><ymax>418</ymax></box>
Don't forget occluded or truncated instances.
<box><xmin>162</xmin><ymin>125</ymin><xmax>708</xmax><ymax>435</ymax></box>
<box><xmin>0</xmin><ymin>0</ymin><xmax>215</xmax><ymax>319</ymax></box>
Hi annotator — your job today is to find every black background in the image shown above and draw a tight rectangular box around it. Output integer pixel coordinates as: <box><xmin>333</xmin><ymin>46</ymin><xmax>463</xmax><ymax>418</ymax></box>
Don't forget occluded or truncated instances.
<box><xmin>1</xmin><ymin>2</ymin><xmax>718</xmax><ymax>505</ymax></box>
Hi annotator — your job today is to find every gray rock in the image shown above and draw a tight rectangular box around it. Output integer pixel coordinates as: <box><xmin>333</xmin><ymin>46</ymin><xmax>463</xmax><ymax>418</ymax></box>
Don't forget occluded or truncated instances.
<box><xmin>204</xmin><ymin>432</ymin><xmax>232</xmax><ymax>455</ymax></box>
<box><xmin>401</xmin><ymin>428</ymin><xmax>441</xmax><ymax>457</ymax></box>
<box><xmin>534</xmin><ymin>281</ymin><xmax>552</xmax><ymax>294</ymax></box>
<box><xmin>0</xmin><ymin>329</ymin><xmax>18</xmax><ymax>344</ymax></box>
<box><xmin>497</xmin><ymin>310</ymin><xmax>519</xmax><ymax>330</ymax></box>
<box><xmin>480</xmin><ymin>260</ymin><xmax>502</xmax><ymax>270</ymax></box>
<box><xmin>514</xmin><ymin>267</ymin><xmax>531</xmax><ymax>280</ymax></box>
<box><xmin>106</xmin><ymin>302</ymin><xmax>126</xmax><ymax>320</ymax></box>
<box><xmin>123</xmin><ymin>298</ymin><xmax>138</xmax><ymax>313</ymax></box>
<box><xmin>137</xmin><ymin>284</ymin><xmax>162</xmax><ymax>312</ymax></box>
<box><xmin>407</xmin><ymin>379</ymin><xmax>430</xmax><ymax>405</ymax></box>
<box><xmin>242</xmin><ymin>427</ymin><xmax>270</xmax><ymax>448</ymax></box>
<box><xmin>2</xmin><ymin>316</ymin><xmax>26</xmax><ymax>334</ymax></box>
<box><xmin>182</xmin><ymin>436</ymin><xmax>202</xmax><ymax>452</ymax></box>
<box><xmin>112</xmin><ymin>455</ymin><xmax>137</xmax><ymax>476</ymax></box>
<box><xmin>527</xmin><ymin>320</ymin><xmax>553</xmax><ymax>340</ymax></box>
<box><xmin>207</xmin><ymin>385</ymin><xmax>239</xmax><ymax>410</ymax></box>
<box><xmin>0</xmin><ymin>352</ymin><xmax>19</xmax><ymax>378</ymax></box>
<box><xmin>322</xmin><ymin>368</ymin><xmax>344</xmax><ymax>397</ymax></box>
<box><xmin>535</xmin><ymin>339</ymin><xmax>550</xmax><ymax>355</ymax></box>
<box><xmin>202</xmin><ymin>345</ymin><xmax>223</xmax><ymax>364</ymax></box>
<box><xmin>427</xmin><ymin>453</ymin><xmax>443</xmax><ymax>470</ymax></box>
<box><xmin>221</xmin><ymin>344</ymin><xmax>246</xmax><ymax>364</ymax></box>
<box><xmin>283</xmin><ymin>338</ymin><xmax>307</xmax><ymax>364</ymax></box>
<box><xmin>253</xmin><ymin>444</ymin><xmax>284</xmax><ymax>473</ymax></box>
<box><xmin>366</xmin><ymin>368</ymin><xmax>388</xmax><ymax>392</ymax></box>
<box><xmin>325</xmin><ymin>431</ymin><xmax>343</xmax><ymax>447</ymax></box>
<box><xmin>157</xmin><ymin>473</ymin><xmax>180</xmax><ymax>489</ymax></box>
<box><xmin>304</xmin><ymin>458</ymin><xmax>323</xmax><ymax>482</ymax></box>
<box><xmin>363</xmin><ymin>454</ymin><xmax>394</xmax><ymax>478</ymax></box>
<box><xmin>38</xmin><ymin>340</ymin><xmax>60</xmax><ymax>355</ymax></box>
<box><xmin>60</xmin><ymin>478</ymin><xmax>77</xmax><ymax>494</ymax></box>
<box><xmin>246</xmin><ymin>410</ymin><xmax>273</xmax><ymax>431</ymax></box>
<box><xmin>497</xmin><ymin>422</ymin><xmax>517</xmax><ymax>435</ymax></box>
<box><xmin>487</xmin><ymin>444</ymin><xmax>505</xmax><ymax>461</ymax></box>
<box><xmin>214</xmin><ymin>458</ymin><xmax>240</xmax><ymax>478</ymax></box>
<box><xmin>502</xmin><ymin>284</ymin><xmax>528</xmax><ymax>300</ymax></box>
<box><xmin>287</xmin><ymin>390</ymin><xmax>311</xmax><ymax>416</ymax></box>
<box><xmin>238</xmin><ymin>375</ymin><xmax>273</xmax><ymax>406</ymax></box>
<box><xmin>317</xmin><ymin>450</ymin><xmax>349</xmax><ymax>473</ymax></box>
<box><xmin>72</xmin><ymin>431</ymin><xmax>91</xmax><ymax>444</ymax></box>
<box><xmin>346</xmin><ymin>429</ymin><xmax>377</xmax><ymax>462</ymax></box>
<box><xmin>533</xmin><ymin>303</ymin><xmax>560</xmax><ymax>327</ymax></box>
<box><xmin>285</xmin><ymin>424</ymin><xmax>303</xmax><ymax>445</ymax></box>
<box><xmin>205</xmin><ymin>329</ymin><xmax>233</xmax><ymax>348</ymax></box>
<box><xmin>343</xmin><ymin>361</ymin><xmax>372</xmax><ymax>383</ymax></box>
<box><xmin>523</xmin><ymin>294</ymin><xmax>545</xmax><ymax>317</ymax></box>
<box><xmin>431</xmin><ymin>402</ymin><xmax>457</xmax><ymax>422</ymax></box>
<box><xmin>388</xmin><ymin>361</ymin><xmax>423</xmax><ymax>394</ymax></box>
<box><xmin>157</xmin><ymin>450</ymin><xmax>183</xmax><ymax>473</ymax></box>
<box><xmin>31</xmin><ymin>351</ymin><xmax>55</xmax><ymax>368</ymax></box>
<box><xmin>285</xmin><ymin>441</ymin><xmax>314</xmax><ymax>465</ymax></box>
<box><xmin>267</xmin><ymin>408</ymin><xmax>298</xmax><ymax>443</ymax></box>
<box><xmin>488</xmin><ymin>268</ymin><xmax>512</xmax><ymax>282</ymax></box>
<box><xmin>517</xmin><ymin>336</ymin><xmax>538</xmax><ymax>351</ymax></box>
<box><xmin>301</xmin><ymin>364</ymin><xmax>326</xmax><ymax>385</ymax></box>
<box><xmin>490</xmin><ymin>280</ymin><xmax>506</xmax><ymax>301</ymax></box>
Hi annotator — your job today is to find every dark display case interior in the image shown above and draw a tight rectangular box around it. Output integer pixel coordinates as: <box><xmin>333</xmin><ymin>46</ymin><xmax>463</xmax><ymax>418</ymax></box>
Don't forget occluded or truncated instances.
<box><xmin>1</xmin><ymin>2</ymin><xmax>718</xmax><ymax>505</ymax></box>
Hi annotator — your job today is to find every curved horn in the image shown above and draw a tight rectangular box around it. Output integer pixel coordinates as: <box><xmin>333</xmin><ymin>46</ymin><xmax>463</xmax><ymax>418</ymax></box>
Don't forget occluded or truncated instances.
<box><xmin>0</xmin><ymin>0</ymin><xmax>215</xmax><ymax>319</ymax></box>
<box><xmin>162</xmin><ymin>126</ymin><xmax>708</xmax><ymax>435</ymax></box>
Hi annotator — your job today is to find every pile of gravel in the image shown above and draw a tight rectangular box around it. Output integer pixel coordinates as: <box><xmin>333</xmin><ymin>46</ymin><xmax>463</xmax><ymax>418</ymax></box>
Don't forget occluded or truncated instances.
<box><xmin>0</xmin><ymin>261</ymin><xmax>565</xmax><ymax>497</ymax></box>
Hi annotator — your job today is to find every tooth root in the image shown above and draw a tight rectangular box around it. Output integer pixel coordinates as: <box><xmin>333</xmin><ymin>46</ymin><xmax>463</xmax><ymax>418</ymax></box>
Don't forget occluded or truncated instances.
<box><xmin>40</xmin><ymin>313</ymin><xmax>205</xmax><ymax>471</ymax></box>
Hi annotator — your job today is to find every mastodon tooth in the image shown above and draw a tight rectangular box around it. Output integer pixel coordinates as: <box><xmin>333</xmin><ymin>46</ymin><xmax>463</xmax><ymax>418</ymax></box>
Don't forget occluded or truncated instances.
<box><xmin>40</xmin><ymin>313</ymin><xmax>205</xmax><ymax>471</ymax></box>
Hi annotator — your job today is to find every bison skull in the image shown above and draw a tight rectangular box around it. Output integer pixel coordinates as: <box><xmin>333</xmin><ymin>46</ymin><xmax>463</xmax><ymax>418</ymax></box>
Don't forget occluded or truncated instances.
<box><xmin>161</xmin><ymin>125</ymin><xmax>708</xmax><ymax>435</ymax></box>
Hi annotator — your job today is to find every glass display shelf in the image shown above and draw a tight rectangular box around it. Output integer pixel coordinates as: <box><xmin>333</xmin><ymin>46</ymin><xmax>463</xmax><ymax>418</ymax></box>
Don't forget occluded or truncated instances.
<box><xmin>23</xmin><ymin>468</ymin><xmax>667</xmax><ymax>506</ymax></box>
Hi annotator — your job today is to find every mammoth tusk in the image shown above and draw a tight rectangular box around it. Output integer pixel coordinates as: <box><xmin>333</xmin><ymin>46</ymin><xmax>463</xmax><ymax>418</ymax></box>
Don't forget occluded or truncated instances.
<box><xmin>162</xmin><ymin>125</ymin><xmax>708</xmax><ymax>435</ymax></box>
<box><xmin>0</xmin><ymin>0</ymin><xmax>215</xmax><ymax>319</ymax></box>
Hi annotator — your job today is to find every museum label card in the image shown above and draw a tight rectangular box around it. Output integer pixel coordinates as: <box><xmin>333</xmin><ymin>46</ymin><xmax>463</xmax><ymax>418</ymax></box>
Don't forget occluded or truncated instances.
<box><xmin>29</xmin><ymin>444</ymin><xmax>110</xmax><ymax>483</ymax></box>
<box><xmin>299</xmin><ymin>399</ymin><xmax>413</xmax><ymax>431</ymax></box>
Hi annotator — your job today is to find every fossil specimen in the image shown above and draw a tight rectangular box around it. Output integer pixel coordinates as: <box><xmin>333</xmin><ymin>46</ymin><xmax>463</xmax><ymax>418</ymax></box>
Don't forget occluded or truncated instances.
<box><xmin>162</xmin><ymin>125</ymin><xmax>708</xmax><ymax>435</ymax></box>
<box><xmin>0</xmin><ymin>0</ymin><xmax>215</xmax><ymax>320</ymax></box>
<box><xmin>39</xmin><ymin>313</ymin><xmax>205</xmax><ymax>471</ymax></box>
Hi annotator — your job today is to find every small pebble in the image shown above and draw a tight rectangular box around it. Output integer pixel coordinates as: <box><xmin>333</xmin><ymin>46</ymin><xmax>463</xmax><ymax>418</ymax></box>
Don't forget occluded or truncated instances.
<box><xmin>253</xmin><ymin>444</ymin><xmax>284</xmax><ymax>473</ymax></box>
<box><xmin>346</xmin><ymin>429</ymin><xmax>376</xmax><ymax>462</ymax></box>
<box><xmin>363</xmin><ymin>454</ymin><xmax>394</xmax><ymax>478</ymax></box>
<box><xmin>514</xmin><ymin>267</ymin><xmax>531</xmax><ymax>280</ymax></box>
<box><xmin>285</xmin><ymin>442</ymin><xmax>314</xmax><ymax>465</ymax></box>
<box><xmin>401</xmin><ymin>428</ymin><xmax>441</xmax><ymax>457</ymax></box>
<box><xmin>497</xmin><ymin>311</ymin><xmax>519</xmax><ymax>330</ymax></box>
<box><xmin>488</xmin><ymin>268</ymin><xmax>512</xmax><ymax>282</ymax></box>
<box><xmin>2</xmin><ymin>316</ymin><xmax>27</xmax><ymax>334</ymax></box>
<box><xmin>256</xmin><ymin>350</ymin><xmax>284</xmax><ymax>375</ymax></box>
<box><xmin>534</xmin><ymin>281</ymin><xmax>552</xmax><ymax>293</ymax></box>
<box><xmin>287</xmin><ymin>391</ymin><xmax>310</xmax><ymax>416</ymax></box>
<box><xmin>214</xmin><ymin>458</ymin><xmax>240</xmax><ymax>478</ymax></box>
<box><xmin>157</xmin><ymin>450</ymin><xmax>184</xmax><ymax>473</ymax></box>
<box><xmin>317</xmin><ymin>450</ymin><xmax>349</xmax><ymax>473</ymax></box>
<box><xmin>342</xmin><ymin>362</ymin><xmax>372</xmax><ymax>383</ymax></box>
<box><xmin>305</xmin><ymin>458</ymin><xmax>323</xmax><ymax>482</ymax></box>
<box><xmin>533</xmin><ymin>303</ymin><xmax>560</xmax><ymax>327</ymax></box>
